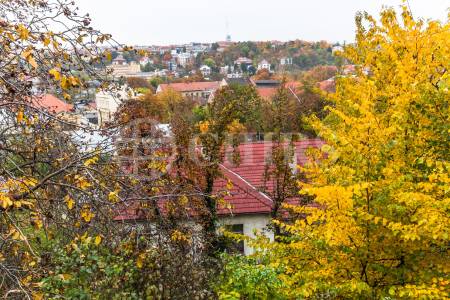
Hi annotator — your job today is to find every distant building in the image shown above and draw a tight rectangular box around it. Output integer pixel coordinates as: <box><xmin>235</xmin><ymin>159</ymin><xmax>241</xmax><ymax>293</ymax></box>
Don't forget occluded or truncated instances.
<box><xmin>166</xmin><ymin>59</ymin><xmax>177</xmax><ymax>71</ymax></box>
<box><xmin>154</xmin><ymin>69</ymin><xmax>169</xmax><ymax>77</ymax></box>
<box><xmin>220</xmin><ymin>77</ymin><xmax>251</xmax><ymax>88</ymax></box>
<box><xmin>280</xmin><ymin>57</ymin><xmax>293</xmax><ymax>65</ymax></box>
<box><xmin>30</xmin><ymin>94</ymin><xmax>93</xmax><ymax>126</ymax></box>
<box><xmin>78</xmin><ymin>102</ymin><xmax>98</xmax><ymax>126</ymax></box>
<box><xmin>125</xmin><ymin>72</ymin><xmax>157</xmax><ymax>80</ymax></box>
<box><xmin>257</xmin><ymin>59</ymin><xmax>271</xmax><ymax>72</ymax></box>
<box><xmin>95</xmin><ymin>88</ymin><xmax>132</xmax><ymax>126</ymax></box>
<box><xmin>156</xmin><ymin>81</ymin><xmax>220</xmax><ymax>104</ymax></box>
<box><xmin>234</xmin><ymin>57</ymin><xmax>253</xmax><ymax>66</ymax></box>
<box><xmin>220</xmin><ymin>65</ymin><xmax>234</xmax><ymax>75</ymax></box>
<box><xmin>112</xmin><ymin>54</ymin><xmax>126</xmax><ymax>65</ymax></box>
<box><xmin>139</xmin><ymin>56</ymin><xmax>153</xmax><ymax>66</ymax></box>
<box><xmin>199</xmin><ymin>65</ymin><xmax>211</xmax><ymax>77</ymax></box>
<box><xmin>190</xmin><ymin>42</ymin><xmax>210</xmax><ymax>54</ymax></box>
<box><xmin>109</xmin><ymin>59</ymin><xmax>141</xmax><ymax>77</ymax></box>
<box><xmin>216</xmin><ymin>41</ymin><xmax>233</xmax><ymax>52</ymax></box>
<box><xmin>159</xmin><ymin>46</ymin><xmax>171</xmax><ymax>55</ymax></box>
<box><xmin>177</xmin><ymin>52</ymin><xmax>192</xmax><ymax>67</ymax></box>
<box><xmin>332</xmin><ymin>45</ymin><xmax>344</xmax><ymax>55</ymax></box>
<box><xmin>226</xmin><ymin>72</ymin><xmax>243</xmax><ymax>79</ymax></box>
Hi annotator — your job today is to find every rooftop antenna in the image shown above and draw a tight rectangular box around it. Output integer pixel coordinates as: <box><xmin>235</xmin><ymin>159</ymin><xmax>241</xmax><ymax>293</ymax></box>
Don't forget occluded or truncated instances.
<box><xmin>225</xmin><ymin>18</ymin><xmax>231</xmax><ymax>42</ymax></box>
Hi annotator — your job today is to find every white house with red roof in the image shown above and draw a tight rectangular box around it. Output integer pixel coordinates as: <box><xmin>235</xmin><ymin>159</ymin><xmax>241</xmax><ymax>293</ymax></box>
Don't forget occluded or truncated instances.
<box><xmin>215</xmin><ymin>139</ymin><xmax>324</xmax><ymax>254</ymax></box>
<box><xmin>115</xmin><ymin>138</ymin><xmax>324</xmax><ymax>255</ymax></box>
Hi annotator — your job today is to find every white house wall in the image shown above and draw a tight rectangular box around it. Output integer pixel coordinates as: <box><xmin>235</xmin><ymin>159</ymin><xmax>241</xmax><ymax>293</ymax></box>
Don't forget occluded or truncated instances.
<box><xmin>219</xmin><ymin>214</ymin><xmax>274</xmax><ymax>255</ymax></box>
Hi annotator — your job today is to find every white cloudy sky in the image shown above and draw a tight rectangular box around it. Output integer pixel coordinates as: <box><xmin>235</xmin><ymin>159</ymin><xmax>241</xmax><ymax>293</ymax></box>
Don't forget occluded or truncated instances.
<box><xmin>74</xmin><ymin>0</ymin><xmax>449</xmax><ymax>45</ymax></box>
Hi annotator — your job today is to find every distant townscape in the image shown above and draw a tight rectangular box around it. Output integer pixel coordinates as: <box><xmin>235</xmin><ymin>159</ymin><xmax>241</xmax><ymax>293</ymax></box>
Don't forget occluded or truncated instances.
<box><xmin>36</xmin><ymin>39</ymin><xmax>347</xmax><ymax>128</ymax></box>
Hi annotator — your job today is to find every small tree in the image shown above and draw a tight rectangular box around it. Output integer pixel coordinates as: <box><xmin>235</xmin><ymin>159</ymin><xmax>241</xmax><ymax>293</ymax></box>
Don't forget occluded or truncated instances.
<box><xmin>171</xmin><ymin>85</ymin><xmax>262</xmax><ymax>254</ymax></box>
<box><xmin>262</xmin><ymin>82</ymin><xmax>305</xmax><ymax>235</ymax></box>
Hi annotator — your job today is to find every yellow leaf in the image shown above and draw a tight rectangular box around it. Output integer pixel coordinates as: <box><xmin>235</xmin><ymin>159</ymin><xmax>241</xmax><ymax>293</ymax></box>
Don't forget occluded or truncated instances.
<box><xmin>61</xmin><ymin>273</ymin><xmax>72</xmax><ymax>280</ymax></box>
<box><xmin>49</xmin><ymin>68</ymin><xmax>61</xmax><ymax>81</ymax></box>
<box><xmin>17</xmin><ymin>108</ymin><xmax>24</xmax><ymax>123</ymax></box>
<box><xmin>226</xmin><ymin>180</ymin><xmax>233</xmax><ymax>190</ymax></box>
<box><xmin>0</xmin><ymin>195</ymin><xmax>13</xmax><ymax>209</ymax></box>
<box><xmin>199</xmin><ymin>121</ymin><xmax>209</xmax><ymax>134</ymax></box>
<box><xmin>94</xmin><ymin>235</ymin><xmax>102</xmax><ymax>245</ymax></box>
<box><xmin>63</xmin><ymin>93</ymin><xmax>71</xmax><ymax>100</ymax></box>
<box><xmin>80</xmin><ymin>206</ymin><xmax>94</xmax><ymax>222</ymax></box>
<box><xmin>61</xmin><ymin>76</ymin><xmax>69</xmax><ymax>90</ymax></box>
<box><xmin>105</xmin><ymin>51</ymin><xmax>112</xmax><ymax>61</ymax></box>
<box><xmin>21</xmin><ymin>49</ymin><xmax>32</xmax><ymax>59</ymax></box>
<box><xmin>179</xmin><ymin>195</ymin><xmax>188</xmax><ymax>206</ymax></box>
<box><xmin>75</xmin><ymin>175</ymin><xmax>91</xmax><ymax>190</ymax></box>
<box><xmin>43</xmin><ymin>36</ymin><xmax>50</xmax><ymax>47</ymax></box>
<box><xmin>64</xmin><ymin>195</ymin><xmax>75</xmax><ymax>210</ymax></box>
<box><xmin>17</xmin><ymin>24</ymin><xmax>29</xmax><ymax>40</ymax></box>
<box><xmin>68</xmin><ymin>76</ymin><xmax>80</xmax><ymax>87</ymax></box>
<box><xmin>136</xmin><ymin>253</ymin><xmax>146</xmax><ymax>268</ymax></box>
<box><xmin>32</xmin><ymin>292</ymin><xmax>44</xmax><ymax>300</ymax></box>
<box><xmin>21</xmin><ymin>48</ymin><xmax>37</xmax><ymax>68</ymax></box>
<box><xmin>108</xmin><ymin>191</ymin><xmax>119</xmax><ymax>203</ymax></box>
<box><xmin>84</xmin><ymin>156</ymin><xmax>98</xmax><ymax>167</ymax></box>
<box><xmin>27</xmin><ymin>55</ymin><xmax>38</xmax><ymax>68</ymax></box>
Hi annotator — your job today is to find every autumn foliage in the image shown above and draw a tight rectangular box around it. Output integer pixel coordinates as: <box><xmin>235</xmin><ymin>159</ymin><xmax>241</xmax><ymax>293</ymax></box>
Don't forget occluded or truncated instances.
<box><xmin>222</xmin><ymin>6</ymin><xmax>450</xmax><ymax>299</ymax></box>
<box><xmin>1</xmin><ymin>1</ymin><xmax>449</xmax><ymax>299</ymax></box>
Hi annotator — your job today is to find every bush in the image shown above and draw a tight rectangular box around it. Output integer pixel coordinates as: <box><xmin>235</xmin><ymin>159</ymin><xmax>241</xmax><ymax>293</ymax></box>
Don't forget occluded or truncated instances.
<box><xmin>215</xmin><ymin>254</ymin><xmax>286</xmax><ymax>300</ymax></box>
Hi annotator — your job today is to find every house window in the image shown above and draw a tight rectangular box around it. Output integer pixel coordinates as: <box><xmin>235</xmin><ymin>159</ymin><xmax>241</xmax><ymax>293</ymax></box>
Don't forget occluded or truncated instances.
<box><xmin>225</xmin><ymin>224</ymin><xmax>244</xmax><ymax>254</ymax></box>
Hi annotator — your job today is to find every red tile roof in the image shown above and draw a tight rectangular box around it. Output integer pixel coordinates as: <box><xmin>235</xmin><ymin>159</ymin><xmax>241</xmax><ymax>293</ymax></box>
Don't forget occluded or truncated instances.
<box><xmin>318</xmin><ymin>79</ymin><xmax>336</xmax><ymax>92</ymax></box>
<box><xmin>158</xmin><ymin>81</ymin><xmax>220</xmax><ymax>93</ymax></box>
<box><xmin>285</xmin><ymin>81</ymin><xmax>302</xmax><ymax>90</ymax></box>
<box><xmin>256</xmin><ymin>87</ymin><xmax>278</xmax><ymax>99</ymax></box>
<box><xmin>114</xmin><ymin>139</ymin><xmax>324</xmax><ymax>221</ymax></box>
<box><xmin>255</xmin><ymin>81</ymin><xmax>301</xmax><ymax>100</ymax></box>
<box><xmin>216</xmin><ymin>139</ymin><xmax>324</xmax><ymax>216</ymax></box>
<box><xmin>32</xmin><ymin>94</ymin><xmax>73</xmax><ymax>114</ymax></box>
<box><xmin>215</xmin><ymin>165</ymin><xmax>273</xmax><ymax>215</ymax></box>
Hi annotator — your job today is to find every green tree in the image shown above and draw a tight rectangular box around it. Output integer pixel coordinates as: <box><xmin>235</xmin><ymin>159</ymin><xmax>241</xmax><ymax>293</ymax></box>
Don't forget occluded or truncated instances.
<box><xmin>204</xmin><ymin>58</ymin><xmax>216</xmax><ymax>68</ymax></box>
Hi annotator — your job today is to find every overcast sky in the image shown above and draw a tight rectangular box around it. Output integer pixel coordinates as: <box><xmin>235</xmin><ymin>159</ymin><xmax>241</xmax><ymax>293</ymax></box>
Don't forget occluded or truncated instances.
<box><xmin>75</xmin><ymin>0</ymin><xmax>449</xmax><ymax>45</ymax></box>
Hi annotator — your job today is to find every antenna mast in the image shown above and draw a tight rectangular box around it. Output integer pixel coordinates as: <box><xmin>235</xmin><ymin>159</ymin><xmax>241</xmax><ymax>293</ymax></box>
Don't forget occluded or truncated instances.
<box><xmin>225</xmin><ymin>18</ymin><xmax>231</xmax><ymax>42</ymax></box>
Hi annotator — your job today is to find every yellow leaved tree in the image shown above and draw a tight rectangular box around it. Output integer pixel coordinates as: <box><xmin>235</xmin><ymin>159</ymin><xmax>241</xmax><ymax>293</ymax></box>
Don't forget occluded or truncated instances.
<box><xmin>248</xmin><ymin>5</ymin><xmax>449</xmax><ymax>299</ymax></box>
